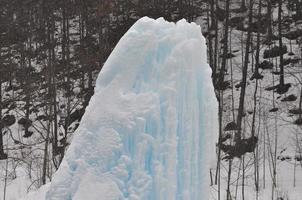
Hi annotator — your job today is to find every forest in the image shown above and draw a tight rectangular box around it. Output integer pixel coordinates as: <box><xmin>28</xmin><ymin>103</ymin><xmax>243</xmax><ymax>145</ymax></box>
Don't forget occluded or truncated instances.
<box><xmin>1</xmin><ymin>0</ymin><xmax>302</xmax><ymax>199</ymax></box>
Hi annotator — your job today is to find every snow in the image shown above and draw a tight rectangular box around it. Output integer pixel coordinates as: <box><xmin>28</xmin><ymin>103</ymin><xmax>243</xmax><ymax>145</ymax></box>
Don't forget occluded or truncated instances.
<box><xmin>24</xmin><ymin>17</ymin><xmax>218</xmax><ymax>200</ymax></box>
<box><xmin>20</xmin><ymin>183</ymin><xmax>50</xmax><ymax>200</ymax></box>
<box><xmin>0</xmin><ymin>168</ymin><xmax>32</xmax><ymax>200</ymax></box>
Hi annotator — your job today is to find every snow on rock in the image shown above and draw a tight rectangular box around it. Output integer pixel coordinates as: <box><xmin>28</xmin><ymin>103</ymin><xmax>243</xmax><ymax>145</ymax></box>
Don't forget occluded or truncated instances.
<box><xmin>42</xmin><ymin>17</ymin><xmax>218</xmax><ymax>200</ymax></box>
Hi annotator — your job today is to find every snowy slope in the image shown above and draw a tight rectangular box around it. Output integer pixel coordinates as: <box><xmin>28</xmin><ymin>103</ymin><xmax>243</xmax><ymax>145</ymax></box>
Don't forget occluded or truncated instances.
<box><xmin>193</xmin><ymin>3</ymin><xmax>302</xmax><ymax>200</ymax></box>
<box><xmin>20</xmin><ymin>17</ymin><xmax>218</xmax><ymax>200</ymax></box>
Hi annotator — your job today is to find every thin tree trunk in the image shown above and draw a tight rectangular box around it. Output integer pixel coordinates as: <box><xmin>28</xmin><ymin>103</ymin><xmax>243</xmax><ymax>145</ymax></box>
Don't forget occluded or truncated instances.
<box><xmin>267</xmin><ymin>0</ymin><xmax>272</xmax><ymax>39</ymax></box>
<box><xmin>213</xmin><ymin>0</ymin><xmax>219</xmax><ymax>84</ymax></box>
<box><xmin>218</xmin><ymin>0</ymin><xmax>230</xmax><ymax>85</ymax></box>
<box><xmin>236</xmin><ymin>0</ymin><xmax>254</xmax><ymax>142</ymax></box>
<box><xmin>278</xmin><ymin>0</ymin><xmax>284</xmax><ymax>86</ymax></box>
<box><xmin>0</xmin><ymin>81</ymin><xmax>3</xmax><ymax>156</ymax></box>
<box><xmin>252</xmin><ymin>0</ymin><xmax>262</xmax><ymax>194</ymax></box>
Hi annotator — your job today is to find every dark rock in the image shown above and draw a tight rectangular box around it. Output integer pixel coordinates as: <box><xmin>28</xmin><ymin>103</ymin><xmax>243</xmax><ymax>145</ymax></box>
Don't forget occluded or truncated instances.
<box><xmin>294</xmin><ymin>118</ymin><xmax>302</xmax><ymax>125</ymax></box>
<box><xmin>259</xmin><ymin>60</ymin><xmax>273</xmax><ymax>70</ymax></box>
<box><xmin>1</xmin><ymin>100</ymin><xmax>10</xmax><ymax>109</ymax></box>
<box><xmin>278</xmin><ymin>156</ymin><xmax>292</xmax><ymax>161</ymax></box>
<box><xmin>289</xmin><ymin>108</ymin><xmax>302</xmax><ymax>115</ymax></box>
<box><xmin>0</xmin><ymin>115</ymin><xmax>16</xmax><ymax>128</ymax></box>
<box><xmin>235</xmin><ymin>82</ymin><xmax>244</xmax><ymax>89</ymax></box>
<box><xmin>8</xmin><ymin>103</ymin><xmax>17</xmax><ymax>110</ymax></box>
<box><xmin>281</xmin><ymin>94</ymin><xmax>297</xmax><ymax>102</ymax></box>
<box><xmin>69</xmin><ymin>108</ymin><xmax>85</xmax><ymax>126</ymax></box>
<box><xmin>263</xmin><ymin>45</ymin><xmax>287</xmax><ymax>59</ymax></box>
<box><xmin>219</xmin><ymin>134</ymin><xmax>232</xmax><ymax>143</ymax></box>
<box><xmin>14</xmin><ymin>139</ymin><xmax>20</xmax><ymax>144</ymax></box>
<box><xmin>0</xmin><ymin>153</ymin><xmax>8</xmax><ymax>160</ymax></box>
<box><xmin>23</xmin><ymin>130</ymin><xmax>33</xmax><ymax>138</ymax></box>
<box><xmin>224</xmin><ymin>121</ymin><xmax>237</xmax><ymax>131</ymax></box>
<box><xmin>265</xmin><ymin>85</ymin><xmax>277</xmax><ymax>91</ymax></box>
<box><xmin>224</xmin><ymin>53</ymin><xmax>236</xmax><ymax>59</ymax></box>
<box><xmin>250</xmin><ymin>72</ymin><xmax>264</xmax><ymax>80</ymax></box>
<box><xmin>36</xmin><ymin>115</ymin><xmax>48</xmax><ymax>121</ymax></box>
<box><xmin>215</xmin><ymin>7</ymin><xmax>226</xmax><ymax>21</ymax></box>
<box><xmin>219</xmin><ymin>136</ymin><xmax>258</xmax><ymax>159</ymax></box>
<box><xmin>215</xmin><ymin>80</ymin><xmax>231</xmax><ymax>91</ymax></box>
<box><xmin>269</xmin><ymin>108</ymin><xmax>279</xmax><ymax>112</ymax></box>
<box><xmin>293</xmin><ymin>13</ymin><xmax>302</xmax><ymax>21</ymax></box>
<box><xmin>283</xmin><ymin>57</ymin><xmax>300</xmax><ymax>66</ymax></box>
<box><xmin>283</xmin><ymin>29</ymin><xmax>302</xmax><ymax>40</ymax></box>
<box><xmin>275</xmin><ymin>83</ymin><xmax>291</xmax><ymax>95</ymax></box>
<box><xmin>263</xmin><ymin>35</ymin><xmax>279</xmax><ymax>45</ymax></box>
<box><xmin>285</xmin><ymin>156</ymin><xmax>291</xmax><ymax>160</ymax></box>
<box><xmin>272</xmin><ymin>71</ymin><xmax>281</xmax><ymax>75</ymax></box>
<box><xmin>231</xmin><ymin>6</ymin><xmax>248</xmax><ymax>13</ymax></box>
<box><xmin>266</xmin><ymin>84</ymin><xmax>291</xmax><ymax>94</ymax></box>
<box><xmin>18</xmin><ymin>118</ymin><xmax>32</xmax><ymax>129</ymax></box>
<box><xmin>229</xmin><ymin>16</ymin><xmax>245</xmax><ymax>27</ymax></box>
<box><xmin>30</xmin><ymin>107</ymin><xmax>39</xmax><ymax>114</ymax></box>
<box><xmin>295</xmin><ymin>155</ymin><xmax>302</xmax><ymax>161</ymax></box>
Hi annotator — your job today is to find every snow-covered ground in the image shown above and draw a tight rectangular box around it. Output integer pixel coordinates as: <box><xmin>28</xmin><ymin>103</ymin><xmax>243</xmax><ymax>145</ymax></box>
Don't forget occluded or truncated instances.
<box><xmin>193</xmin><ymin>2</ymin><xmax>302</xmax><ymax>200</ymax></box>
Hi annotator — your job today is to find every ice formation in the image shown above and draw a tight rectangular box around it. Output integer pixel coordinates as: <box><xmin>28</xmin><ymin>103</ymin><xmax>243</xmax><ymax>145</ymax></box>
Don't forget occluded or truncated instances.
<box><xmin>46</xmin><ymin>17</ymin><xmax>218</xmax><ymax>200</ymax></box>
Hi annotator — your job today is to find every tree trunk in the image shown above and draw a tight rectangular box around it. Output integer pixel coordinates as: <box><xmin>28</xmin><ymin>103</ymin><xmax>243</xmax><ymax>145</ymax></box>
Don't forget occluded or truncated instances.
<box><xmin>278</xmin><ymin>0</ymin><xmax>284</xmax><ymax>86</ymax></box>
<box><xmin>236</xmin><ymin>0</ymin><xmax>254</xmax><ymax>142</ymax></box>
<box><xmin>0</xmin><ymin>80</ymin><xmax>4</xmax><ymax>157</ymax></box>
<box><xmin>218</xmin><ymin>0</ymin><xmax>230</xmax><ymax>85</ymax></box>
<box><xmin>267</xmin><ymin>0</ymin><xmax>272</xmax><ymax>39</ymax></box>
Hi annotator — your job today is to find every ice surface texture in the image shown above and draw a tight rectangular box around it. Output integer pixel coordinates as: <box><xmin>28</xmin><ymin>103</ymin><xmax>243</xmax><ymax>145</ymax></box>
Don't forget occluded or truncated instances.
<box><xmin>46</xmin><ymin>17</ymin><xmax>218</xmax><ymax>200</ymax></box>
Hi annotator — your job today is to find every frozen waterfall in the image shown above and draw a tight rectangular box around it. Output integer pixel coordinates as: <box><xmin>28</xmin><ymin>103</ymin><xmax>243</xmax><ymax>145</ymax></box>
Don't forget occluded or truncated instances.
<box><xmin>45</xmin><ymin>17</ymin><xmax>218</xmax><ymax>200</ymax></box>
